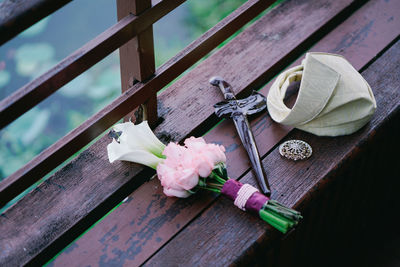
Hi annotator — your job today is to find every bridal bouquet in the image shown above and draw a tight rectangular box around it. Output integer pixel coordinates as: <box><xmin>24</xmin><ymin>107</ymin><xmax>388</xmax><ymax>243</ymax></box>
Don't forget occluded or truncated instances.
<box><xmin>108</xmin><ymin>121</ymin><xmax>302</xmax><ymax>233</ymax></box>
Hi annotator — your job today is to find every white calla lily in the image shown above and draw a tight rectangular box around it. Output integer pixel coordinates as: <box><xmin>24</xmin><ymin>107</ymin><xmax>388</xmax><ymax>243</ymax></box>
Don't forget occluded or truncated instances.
<box><xmin>107</xmin><ymin>121</ymin><xmax>166</xmax><ymax>169</ymax></box>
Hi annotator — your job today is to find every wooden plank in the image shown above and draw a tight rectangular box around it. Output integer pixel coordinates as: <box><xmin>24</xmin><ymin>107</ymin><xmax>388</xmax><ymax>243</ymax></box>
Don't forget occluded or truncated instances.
<box><xmin>49</xmin><ymin>0</ymin><xmax>397</xmax><ymax>266</ymax></box>
<box><xmin>117</xmin><ymin>0</ymin><xmax>157</xmax><ymax>124</ymax></box>
<box><xmin>0</xmin><ymin>0</ymin><xmax>187</xmax><ymax>208</ymax></box>
<box><xmin>28</xmin><ymin>0</ymin><xmax>372</xmax><ymax>266</ymax></box>
<box><xmin>144</xmin><ymin>39</ymin><xmax>400</xmax><ymax>266</ymax></box>
<box><xmin>200</xmin><ymin>0</ymin><xmax>400</xmax><ymax>184</ymax></box>
<box><xmin>0</xmin><ymin>0</ymin><xmax>275</xmax><ymax>208</ymax></box>
<box><xmin>0</xmin><ymin>0</ymin><xmax>185</xmax><ymax>130</ymax></box>
<box><xmin>0</xmin><ymin>0</ymin><xmax>72</xmax><ymax>45</ymax></box>
<box><xmin>0</xmin><ymin>0</ymin><xmax>280</xmax><ymax>265</ymax></box>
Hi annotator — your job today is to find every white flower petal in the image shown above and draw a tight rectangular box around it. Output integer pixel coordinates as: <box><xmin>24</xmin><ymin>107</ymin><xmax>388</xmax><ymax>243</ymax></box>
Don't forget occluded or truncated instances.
<box><xmin>135</xmin><ymin>121</ymin><xmax>166</xmax><ymax>156</ymax></box>
<box><xmin>113</xmin><ymin>122</ymin><xmax>144</xmax><ymax>150</ymax></box>
<box><xmin>112</xmin><ymin>121</ymin><xmax>165</xmax><ymax>157</ymax></box>
<box><xmin>107</xmin><ymin>139</ymin><xmax>164</xmax><ymax>169</ymax></box>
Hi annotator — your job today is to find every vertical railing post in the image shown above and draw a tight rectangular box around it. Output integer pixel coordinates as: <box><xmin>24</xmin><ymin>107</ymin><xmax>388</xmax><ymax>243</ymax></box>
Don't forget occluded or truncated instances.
<box><xmin>116</xmin><ymin>0</ymin><xmax>157</xmax><ymax>126</ymax></box>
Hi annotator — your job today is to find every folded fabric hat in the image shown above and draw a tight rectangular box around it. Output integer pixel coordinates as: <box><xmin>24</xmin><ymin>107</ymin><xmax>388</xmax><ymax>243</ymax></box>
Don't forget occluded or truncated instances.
<box><xmin>267</xmin><ymin>52</ymin><xmax>376</xmax><ymax>136</ymax></box>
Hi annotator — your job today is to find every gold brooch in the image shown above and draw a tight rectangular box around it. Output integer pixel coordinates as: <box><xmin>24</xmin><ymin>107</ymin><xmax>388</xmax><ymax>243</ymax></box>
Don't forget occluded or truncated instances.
<box><xmin>279</xmin><ymin>140</ymin><xmax>312</xmax><ymax>161</ymax></box>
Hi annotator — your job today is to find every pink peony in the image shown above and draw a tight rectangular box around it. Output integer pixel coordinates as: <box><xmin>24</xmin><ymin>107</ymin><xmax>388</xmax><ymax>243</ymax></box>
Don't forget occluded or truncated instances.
<box><xmin>156</xmin><ymin>137</ymin><xmax>226</xmax><ymax>198</ymax></box>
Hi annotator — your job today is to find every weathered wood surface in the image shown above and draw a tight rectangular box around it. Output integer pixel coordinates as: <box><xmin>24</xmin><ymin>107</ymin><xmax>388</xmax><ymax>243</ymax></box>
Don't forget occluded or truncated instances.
<box><xmin>0</xmin><ymin>0</ymin><xmax>72</xmax><ymax>45</ymax></box>
<box><xmin>0</xmin><ymin>0</ymin><xmax>281</xmax><ymax>265</ymax></box>
<box><xmin>0</xmin><ymin>0</ymin><xmax>185</xmax><ymax>130</ymax></box>
<box><xmin>143</xmin><ymin>39</ymin><xmax>400</xmax><ymax>266</ymax></box>
<box><xmin>0</xmin><ymin>0</ymin><xmax>274</xmax><ymax>209</ymax></box>
<box><xmin>50</xmin><ymin>0</ymin><xmax>400</xmax><ymax>266</ymax></box>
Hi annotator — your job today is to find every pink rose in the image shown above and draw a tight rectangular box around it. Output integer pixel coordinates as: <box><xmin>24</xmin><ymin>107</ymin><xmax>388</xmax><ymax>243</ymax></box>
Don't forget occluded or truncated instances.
<box><xmin>156</xmin><ymin>137</ymin><xmax>226</xmax><ymax>198</ymax></box>
<box><xmin>195</xmin><ymin>159</ymin><xmax>214</xmax><ymax>178</ymax></box>
<box><xmin>184</xmin><ymin>137</ymin><xmax>226</xmax><ymax>164</ymax></box>
<box><xmin>162</xmin><ymin>142</ymin><xmax>186</xmax><ymax>168</ymax></box>
<box><xmin>176</xmin><ymin>169</ymin><xmax>199</xmax><ymax>190</ymax></box>
<box><xmin>183</xmin><ymin>136</ymin><xmax>207</xmax><ymax>150</ymax></box>
<box><xmin>157</xmin><ymin>164</ymin><xmax>195</xmax><ymax>198</ymax></box>
<box><xmin>163</xmin><ymin>187</ymin><xmax>191</xmax><ymax>198</ymax></box>
<box><xmin>184</xmin><ymin>137</ymin><xmax>226</xmax><ymax>177</ymax></box>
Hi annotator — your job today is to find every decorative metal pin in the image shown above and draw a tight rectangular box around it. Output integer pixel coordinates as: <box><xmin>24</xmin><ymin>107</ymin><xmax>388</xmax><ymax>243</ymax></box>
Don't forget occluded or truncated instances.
<box><xmin>279</xmin><ymin>140</ymin><xmax>312</xmax><ymax>161</ymax></box>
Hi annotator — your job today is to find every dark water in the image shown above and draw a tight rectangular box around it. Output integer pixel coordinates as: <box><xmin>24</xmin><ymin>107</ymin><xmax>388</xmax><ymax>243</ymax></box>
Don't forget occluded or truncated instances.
<box><xmin>0</xmin><ymin>0</ymin><xmax>246</xmax><ymax>180</ymax></box>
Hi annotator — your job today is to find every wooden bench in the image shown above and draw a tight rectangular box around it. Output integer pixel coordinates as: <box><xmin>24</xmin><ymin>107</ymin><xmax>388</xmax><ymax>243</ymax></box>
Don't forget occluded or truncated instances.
<box><xmin>1</xmin><ymin>0</ymin><xmax>399</xmax><ymax>266</ymax></box>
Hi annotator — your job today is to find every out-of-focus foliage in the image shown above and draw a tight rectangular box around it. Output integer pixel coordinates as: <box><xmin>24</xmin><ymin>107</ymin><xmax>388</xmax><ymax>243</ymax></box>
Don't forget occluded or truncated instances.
<box><xmin>20</xmin><ymin>17</ymin><xmax>50</xmax><ymax>37</ymax></box>
<box><xmin>0</xmin><ymin>0</ymin><xmax>255</xmax><ymax>181</ymax></box>
<box><xmin>186</xmin><ymin>0</ymin><xmax>246</xmax><ymax>37</ymax></box>
<box><xmin>15</xmin><ymin>42</ymin><xmax>56</xmax><ymax>77</ymax></box>
<box><xmin>0</xmin><ymin>70</ymin><xmax>10</xmax><ymax>88</ymax></box>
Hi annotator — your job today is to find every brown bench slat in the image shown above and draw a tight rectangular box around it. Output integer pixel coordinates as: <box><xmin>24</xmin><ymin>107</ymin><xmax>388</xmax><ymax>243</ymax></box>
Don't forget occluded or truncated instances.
<box><xmin>49</xmin><ymin>0</ymin><xmax>398</xmax><ymax>265</ymax></box>
<box><xmin>0</xmin><ymin>0</ymin><xmax>186</xmax><ymax>130</ymax></box>
<box><xmin>0</xmin><ymin>0</ymin><xmax>273</xmax><ymax>208</ymax></box>
<box><xmin>0</xmin><ymin>0</ymin><xmax>285</xmax><ymax>265</ymax></box>
<box><xmin>143</xmin><ymin>38</ymin><xmax>400</xmax><ymax>267</ymax></box>
<box><xmin>0</xmin><ymin>0</ymin><xmax>72</xmax><ymax>45</ymax></box>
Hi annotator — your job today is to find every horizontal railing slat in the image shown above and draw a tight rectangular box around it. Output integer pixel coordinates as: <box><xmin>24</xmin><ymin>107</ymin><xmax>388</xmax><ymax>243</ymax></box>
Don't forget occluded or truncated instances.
<box><xmin>0</xmin><ymin>0</ymin><xmax>72</xmax><ymax>45</ymax></box>
<box><xmin>0</xmin><ymin>0</ymin><xmax>274</xmax><ymax>208</ymax></box>
<box><xmin>0</xmin><ymin>0</ymin><xmax>369</xmax><ymax>265</ymax></box>
<box><xmin>0</xmin><ymin>0</ymin><xmax>186</xmax><ymax>130</ymax></box>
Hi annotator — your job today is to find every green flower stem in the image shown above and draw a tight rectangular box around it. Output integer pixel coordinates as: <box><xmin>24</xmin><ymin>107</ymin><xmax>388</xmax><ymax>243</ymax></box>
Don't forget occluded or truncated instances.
<box><xmin>205</xmin><ymin>183</ymin><xmax>224</xmax><ymax>190</ymax></box>
<box><xmin>259</xmin><ymin>209</ymin><xmax>289</xmax><ymax>234</ymax></box>
<box><xmin>195</xmin><ymin>168</ymin><xmax>302</xmax><ymax>233</ymax></box>
<box><xmin>264</xmin><ymin>205</ymin><xmax>301</xmax><ymax>222</ymax></box>
<box><xmin>196</xmin><ymin>170</ymin><xmax>227</xmax><ymax>193</ymax></box>
<box><xmin>268</xmin><ymin>209</ymin><xmax>292</xmax><ymax>227</ymax></box>
<box><xmin>268</xmin><ymin>199</ymin><xmax>302</xmax><ymax>215</ymax></box>
<box><xmin>198</xmin><ymin>179</ymin><xmax>207</xmax><ymax>187</ymax></box>
<box><xmin>198</xmin><ymin>187</ymin><xmax>221</xmax><ymax>193</ymax></box>
<box><xmin>264</xmin><ymin>200</ymin><xmax>302</xmax><ymax>224</ymax></box>
<box><xmin>209</xmin><ymin>171</ymin><xmax>227</xmax><ymax>184</ymax></box>
<box><xmin>214</xmin><ymin>175</ymin><xmax>226</xmax><ymax>185</ymax></box>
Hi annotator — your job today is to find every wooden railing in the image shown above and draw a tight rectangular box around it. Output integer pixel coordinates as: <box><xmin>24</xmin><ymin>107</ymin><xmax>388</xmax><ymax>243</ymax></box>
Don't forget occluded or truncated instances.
<box><xmin>3</xmin><ymin>0</ymin><xmax>400</xmax><ymax>266</ymax></box>
<box><xmin>0</xmin><ymin>0</ymin><xmax>275</xmax><ymax>208</ymax></box>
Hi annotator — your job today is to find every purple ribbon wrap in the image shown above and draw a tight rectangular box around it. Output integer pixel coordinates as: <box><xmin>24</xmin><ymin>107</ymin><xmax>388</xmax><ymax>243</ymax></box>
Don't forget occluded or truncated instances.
<box><xmin>221</xmin><ymin>179</ymin><xmax>269</xmax><ymax>214</ymax></box>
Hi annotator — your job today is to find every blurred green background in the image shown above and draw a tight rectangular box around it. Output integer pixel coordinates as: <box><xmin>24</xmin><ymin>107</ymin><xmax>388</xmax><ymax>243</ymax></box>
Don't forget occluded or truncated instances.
<box><xmin>0</xmin><ymin>0</ymin><xmax>246</xmax><ymax>181</ymax></box>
